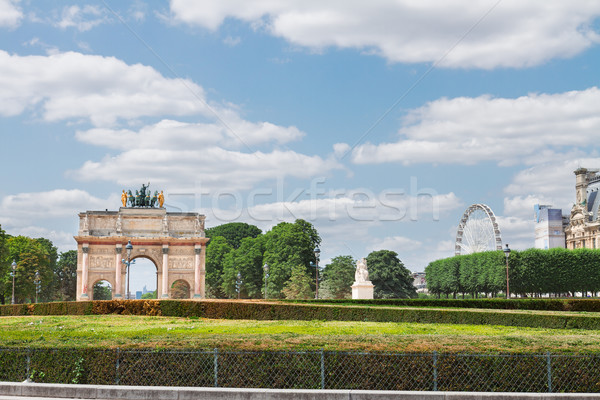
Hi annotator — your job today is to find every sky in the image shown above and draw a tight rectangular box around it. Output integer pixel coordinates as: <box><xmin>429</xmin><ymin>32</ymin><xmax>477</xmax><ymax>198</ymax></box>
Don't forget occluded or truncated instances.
<box><xmin>1</xmin><ymin>0</ymin><xmax>600</xmax><ymax>292</ymax></box>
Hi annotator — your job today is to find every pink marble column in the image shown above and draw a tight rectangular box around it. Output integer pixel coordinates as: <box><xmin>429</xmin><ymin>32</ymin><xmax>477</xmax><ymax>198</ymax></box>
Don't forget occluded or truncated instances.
<box><xmin>194</xmin><ymin>244</ymin><xmax>204</xmax><ymax>298</ymax></box>
<box><xmin>81</xmin><ymin>245</ymin><xmax>89</xmax><ymax>299</ymax></box>
<box><xmin>114</xmin><ymin>245</ymin><xmax>122</xmax><ymax>298</ymax></box>
<box><xmin>161</xmin><ymin>245</ymin><xmax>169</xmax><ymax>298</ymax></box>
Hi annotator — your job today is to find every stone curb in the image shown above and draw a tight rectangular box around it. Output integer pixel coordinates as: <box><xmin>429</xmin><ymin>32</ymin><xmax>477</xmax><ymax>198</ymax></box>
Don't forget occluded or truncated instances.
<box><xmin>2</xmin><ymin>382</ymin><xmax>600</xmax><ymax>400</ymax></box>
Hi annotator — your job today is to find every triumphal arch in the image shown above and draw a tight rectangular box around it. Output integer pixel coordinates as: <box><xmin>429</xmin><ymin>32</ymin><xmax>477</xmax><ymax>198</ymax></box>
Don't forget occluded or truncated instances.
<box><xmin>74</xmin><ymin>185</ymin><xmax>208</xmax><ymax>300</ymax></box>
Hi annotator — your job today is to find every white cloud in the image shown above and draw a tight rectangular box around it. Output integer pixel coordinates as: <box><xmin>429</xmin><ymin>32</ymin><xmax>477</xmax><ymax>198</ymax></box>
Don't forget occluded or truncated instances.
<box><xmin>169</xmin><ymin>0</ymin><xmax>600</xmax><ymax>69</ymax></box>
<box><xmin>54</xmin><ymin>5</ymin><xmax>110</xmax><ymax>32</ymax></box>
<box><xmin>495</xmin><ymin>216</ymin><xmax>534</xmax><ymax>251</ymax></box>
<box><xmin>241</xmin><ymin>190</ymin><xmax>462</xmax><ymax>225</ymax></box>
<box><xmin>69</xmin><ymin>148</ymin><xmax>341</xmax><ymax>192</ymax></box>
<box><xmin>223</xmin><ymin>36</ymin><xmax>241</xmax><ymax>47</ymax></box>
<box><xmin>0</xmin><ymin>50</ymin><xmax>212</xmax><ymax>126</ymax></box>
<box><xmin>504</xmin><ymin>157</ymin><xmax>600</xmax><ymax>213</ymax></box>
<box><xmin>367</xmin><ymin>236</ymin><xmax>422</xmax><ymax>254</ymax></box>
<box><xmin>0</xmin><ymin>0</ymin><xmax>22</xmax><ymax>28</ymax></box>
<box><xmin>351</xmin><ymin>88</ymin><xmax>600</xmax><ymax>166</ymax></box>
<box><xmin>75</xmin><ymin>117</ymin><xmax>303</xmax><ymax>150</ymax></box>
<box><xmin>0</xmin><ymin>189</ymin><xmax>118</xmax><ymax>251</ymax></box>
<box><xmin>0</xmin><ymin>189</ymin><xmax>113</xmax><ymax>224</ymax></box>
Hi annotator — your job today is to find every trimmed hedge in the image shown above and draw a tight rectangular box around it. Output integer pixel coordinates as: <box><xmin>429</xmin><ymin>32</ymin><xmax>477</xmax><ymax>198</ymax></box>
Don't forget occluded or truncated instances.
<box><xmin>284</xmin><ymin>298</ymin><xmax>600</xmax><ymax>312</ymax></box>
<box><xmin>3</xmin><ymin>299</ymin><xmax>600</xmax><ymax>330</ymax></box>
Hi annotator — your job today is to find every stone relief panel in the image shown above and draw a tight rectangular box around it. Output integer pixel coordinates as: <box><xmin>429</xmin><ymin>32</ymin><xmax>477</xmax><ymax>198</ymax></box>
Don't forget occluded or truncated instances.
<box><xmin>169</xmin><ymin>256</ymin><xmax>194</xmax><ymax>269</ymax></box>
<box><xmin>90</xmin><ymin>256</ymin><xmax>113</xmax><ymax>270</ymax></box>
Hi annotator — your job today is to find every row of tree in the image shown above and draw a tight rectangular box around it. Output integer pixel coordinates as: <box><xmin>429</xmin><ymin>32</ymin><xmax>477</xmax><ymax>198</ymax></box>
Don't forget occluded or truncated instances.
<box><xmin>425</xmin><ymin>248</ymin><xmax>600</xmax><ymax>298</ymax></box>
<box><xmin>206</xmin><ymin>220</ymin><xmax>417</xmax><ymax>299</ymax></box>
<box><xmin>0</xmin><ymin>219</ymin><xmax>418</xmax><ymax>303</ymax></box>
<box><xmin>0</xmin><ymin>224</ymin><xmax>77</xmax><ymax>304</ymax></box>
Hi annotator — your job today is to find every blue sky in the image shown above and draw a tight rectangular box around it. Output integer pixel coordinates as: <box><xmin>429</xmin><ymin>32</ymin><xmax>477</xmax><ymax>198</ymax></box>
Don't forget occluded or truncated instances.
<box><xmin>1</xmin><ymin>1</ymin><xmax>600</xmax><ymax>291</ymax></box>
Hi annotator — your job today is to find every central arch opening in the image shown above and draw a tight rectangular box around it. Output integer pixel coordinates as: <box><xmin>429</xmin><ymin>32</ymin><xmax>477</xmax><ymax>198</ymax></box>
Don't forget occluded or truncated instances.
<box><xmin>93</xmin><ymin>280</ymin><xmax>112</xmax><ymax>300</ymax></box>
<box><xmin>129</xmin><ymin>257</ymin><xmax>157</xmax><ymax>299</ymax></box>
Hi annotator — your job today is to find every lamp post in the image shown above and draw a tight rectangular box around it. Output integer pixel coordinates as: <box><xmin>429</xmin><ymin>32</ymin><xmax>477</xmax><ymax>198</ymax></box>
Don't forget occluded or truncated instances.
<box><xmin>503</xmin><ymin>244</ymin><xmax>511</xmax><ymax>299</ymax></box>
<box><xmin>34</xmin><ymin>270</ymin><xmax>41</xmax><ymax>303</ymax></box>
<box><xmin>11</xmin><ymin>260</ymin><xmax>16</xmax><ymax>304</ymax></box>
<box><xmin>121</xmin><ymin>241</ymin><xmax>135</xmax><ymax>299</ymax></box>
<box><xmin>236</xmin><ymin>272</ymin><xmax>242</xmax><ymax>300</ymax></box>
<box><xmin>314</xmin><ymin>246</ymin><xmax>320</xmax><ymax>300</ymax></box>
<box><xmin>263</xmin><ymin>263</ymin><xmax>269</xmax><ymax>300</ymax></box>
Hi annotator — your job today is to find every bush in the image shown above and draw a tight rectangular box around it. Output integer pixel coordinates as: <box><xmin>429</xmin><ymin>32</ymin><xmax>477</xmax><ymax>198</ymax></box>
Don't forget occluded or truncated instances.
<box><xmin>3</xmin><ymin>299</ymin><xmax>600</xmax><ymax>330</ymax></box>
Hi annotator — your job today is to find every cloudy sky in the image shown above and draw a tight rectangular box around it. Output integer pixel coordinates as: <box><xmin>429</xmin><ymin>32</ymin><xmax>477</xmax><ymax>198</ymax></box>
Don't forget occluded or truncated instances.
<box><xmin>1</xmin><ymin>0</ymin><xmax>600</xmax><ymax>290</ymax></box>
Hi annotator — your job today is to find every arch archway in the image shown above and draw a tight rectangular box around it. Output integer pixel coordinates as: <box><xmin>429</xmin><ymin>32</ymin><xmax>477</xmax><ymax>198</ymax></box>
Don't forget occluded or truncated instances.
<box><xmin>92</xmin><ymin>279</ymin><xmax>112</xmax><ymax>300</ymax></box>
<box><xmin>129</xmin><ymin>257</ymin><xmax>158</xmax><ymax>299</ymax></box>
<box><xmin>171</xmin><ymin>279</ymin><xmax>191</xmax><ymax>299</ymax></box>
<box><xmin>75</xmin><ymin>207</ymin><xmax>208</xmax><ymax>300</ymax></box>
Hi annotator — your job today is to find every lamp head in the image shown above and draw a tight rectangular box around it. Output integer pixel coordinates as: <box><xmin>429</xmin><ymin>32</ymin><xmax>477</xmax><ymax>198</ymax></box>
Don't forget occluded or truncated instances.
<box><xmin>126</xmin><ymin>240</ymin><xmax>133</xmax><ymax>257</ymax></box>
<box><xmin>503</xmin><ymin>244</ymin><xmax>511</xmax><ymax>258</ymax></box>
<box><xmin>263</xmin><ymin>263</ymin><xmax>269</xmax><ymax>272</ymax></box>
<box><xmin>11</xmin><ymin>260</ymin><xmax>16</xmax><ymax>271</ymax></box>
<box><xmin>314</xmin><ymin>246</ymin><xmax>321</xmax><ymax>259</ymax></box>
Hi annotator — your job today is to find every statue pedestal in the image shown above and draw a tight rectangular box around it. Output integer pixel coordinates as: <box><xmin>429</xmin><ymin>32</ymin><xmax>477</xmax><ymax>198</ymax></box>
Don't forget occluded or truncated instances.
<box><xmin>351</xmin><ymin>281</ymin><xmax>374</xmax><ymax>299</ymax></box>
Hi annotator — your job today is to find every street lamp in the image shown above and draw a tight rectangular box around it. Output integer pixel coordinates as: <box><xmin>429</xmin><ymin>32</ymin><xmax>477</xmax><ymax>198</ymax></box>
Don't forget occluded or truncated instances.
<box><xmin>121</xmin><ymin>241</ymin><xmax>136</xmax><ymax>299</ymax></box>
<box><xmin>11</xmin><ymin>260</ymin><xmax>16</xmax><ymax>304</ymax></box>
<box><xmin>236</xmin><ymin>272</ymin><xmax>242</xmax><ymax>300</ymax></box>
<box><xmin>503</xmin><ymin>244</ymin><xmax>511</xmax><ymax>299</ymax></box>
<box><xmin>263</xmin><ymin>263</ymin><xmax>269</xmax><ymax>300</ymax></box>
<box><xmin>34</xmin><ymin>270</ymin><xmax>41</xmax><ymax>303</ymax></box>
<box><xmin>314</xmin><ymin>246</ymin><xmax>321</xmax><ymax>300</ymax></box>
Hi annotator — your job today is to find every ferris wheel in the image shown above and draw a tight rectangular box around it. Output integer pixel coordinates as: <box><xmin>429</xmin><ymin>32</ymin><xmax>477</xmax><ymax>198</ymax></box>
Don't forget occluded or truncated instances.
<box><xmin>455</xmin><ymin>204</ymin><xmax>503</xmax><ymax>256</ymax></box>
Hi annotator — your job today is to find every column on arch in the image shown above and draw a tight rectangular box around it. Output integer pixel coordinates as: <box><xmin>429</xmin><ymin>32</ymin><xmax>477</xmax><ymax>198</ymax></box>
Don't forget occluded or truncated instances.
<box><xmin>194</xmin><ymin>244</ymin><xmax>204</xmax><ymax>298</ymax></box>
<box><xmin>114</xmin><ymin>245</ymin><xmax>122</xmax><ymax>298</ymax></box>
<box><xmin>81</xmin><ymin>244</ymin><xmax>89</xmax><ymax>299</ymax></box>
<box><xmin>161</xmin><ymin>245</ymin><xmax>169</xmax><ymax>298</ymax></box>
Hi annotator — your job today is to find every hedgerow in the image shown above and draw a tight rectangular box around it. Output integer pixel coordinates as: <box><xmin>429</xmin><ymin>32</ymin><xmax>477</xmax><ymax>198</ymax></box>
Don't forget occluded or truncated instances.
<box><xmin>3</xmin><ymin>299</ymin><xmax>600</xmax><ymax>330</ymax></box>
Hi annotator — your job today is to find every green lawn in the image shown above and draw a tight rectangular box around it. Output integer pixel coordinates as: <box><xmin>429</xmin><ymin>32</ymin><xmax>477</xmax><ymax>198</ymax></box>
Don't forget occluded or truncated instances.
<box><xmin>1</xmin><ymin>314</ymin><xmax>598</xmax><ymax>354</ymax></box>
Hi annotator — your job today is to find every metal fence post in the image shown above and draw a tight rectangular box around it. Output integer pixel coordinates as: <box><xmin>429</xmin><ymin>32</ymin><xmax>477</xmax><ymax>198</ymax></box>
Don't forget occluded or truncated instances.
<box><xmin>25</xmin><ymin>349</ymin><xmax>32</xmax><ymax>382</ymax></box>
<box><xmin>433</xmin><ymin>351</ymin><xmax>438</xmax><ymax>391</ymax></box>
<box><xmin>115</xmin><ymin>348</ymin><xmax>120</xmax><ymax>385</ymax></box>
<box><xmin>320</xmin><ymin>349</ymin><xmax>325</xmax><ymax>389</ymax></box>
<box><xmin>546</xmin><ymin>352</ymin><xmax>552</xmax><ymax>393</ymax></box>
<box><xmin>213</xmin><ymin>348</ymin><xmax>219</xmax><ymax>387</ymax></box>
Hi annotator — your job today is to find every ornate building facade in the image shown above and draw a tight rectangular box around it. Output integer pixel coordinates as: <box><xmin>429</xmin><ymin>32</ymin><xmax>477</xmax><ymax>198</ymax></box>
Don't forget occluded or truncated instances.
<box><xmin>565</xmin><ymin>168</ymin><xmax>600</xmax><ymax>250</ymax></box>
<box><xmin>74</xmin><ymin>207</ymin><xmax>208</xmax><ymax>300</ymax></box>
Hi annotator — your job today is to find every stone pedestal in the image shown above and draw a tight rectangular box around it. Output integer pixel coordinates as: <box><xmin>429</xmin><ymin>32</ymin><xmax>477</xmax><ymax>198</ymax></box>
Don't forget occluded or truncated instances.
<box><xmin>352</xmin><ymin>281</ymin><xmax>374</xmax><ymax>299</ymax></box>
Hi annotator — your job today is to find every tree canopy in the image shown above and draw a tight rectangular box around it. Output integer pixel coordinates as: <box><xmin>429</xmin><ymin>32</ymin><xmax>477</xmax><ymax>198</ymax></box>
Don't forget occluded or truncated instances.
<box><xmin>205</xmin><ymin>222</ymin><xmax>262</xmax><ymax>249</ymax></box>
<box><xmin>321</xmin><ymin>255</ymin><xmax>355</xmax><ymax>299</ymax></box>
<box><xmin>366</xmin><ymin>250</ymin><xmax>417</xmax><ymax>299</ymax></box>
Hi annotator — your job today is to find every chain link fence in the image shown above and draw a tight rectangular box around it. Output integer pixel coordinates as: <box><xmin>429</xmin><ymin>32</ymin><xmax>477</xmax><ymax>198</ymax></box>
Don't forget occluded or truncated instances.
<box><xmin>2</xmin><ymin>348</ymin><xmax>600</xmax><ymax>392</ymax></box>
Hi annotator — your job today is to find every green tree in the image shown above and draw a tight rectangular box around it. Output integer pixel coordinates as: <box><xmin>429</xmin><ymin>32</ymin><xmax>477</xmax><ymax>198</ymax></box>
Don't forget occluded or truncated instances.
<box><xmin>142</xmin><ymin>290</ymin><xmax>157</xmax><ymax>299</ymax></box>
<box><xmin>34</xmin><ymin>238</ymin><xmax>58</xmax><ymax>301</ymax></box>
<box><xmin>205</xmin><ymin>223</ymin><xmax>262</xmax><ymax>249</ymax></box>
<box><xmin>6</xmin><ymin>236</ymin><xmax>52</xmax><ymax>303</ymax></box>
<box><xmin>282</xmin><ymin>264</ymin><xmax>314</xmax><ymax>299</ymax></box>
<box><xmin>366</xmin><ymin>250</ymin><xmax>417</xmax><ymax>299</ymax></box>
<box><xmin>321</xmin><ymin>255</ymin><xmax>355</xmax><ymax>299</ymax></box>
<box><xmin>205</xmin><ymin>236</ymin><xmax>233</xmax><ymax>298</ymax></box>
<box><xmin>54</xmin><ymin>250</ymin><xmax>78</xmax><ymax>301</ymax></box>
<box><xmin>171</xmin><ymin>280</ymin><xmax>190</xmax><ymax>299</ymax></box>
<box><xmin>221</xmin><ymin>236</ymin><xmax>265</xmax><ymax>298</ymax></box>
<box><xmin>93</xmin><ymin>281</ymin><xmax>112</xmax><ymax>300</ymax></box>
<box><xmin>0</xmin><ymin>225</ymin><xmax>9</xmax><ymax>304</ymax></box>
<box><xmin>262</xmin><ymin>219</ymin><xmax>321</xmax><ymax>298</ymax></box>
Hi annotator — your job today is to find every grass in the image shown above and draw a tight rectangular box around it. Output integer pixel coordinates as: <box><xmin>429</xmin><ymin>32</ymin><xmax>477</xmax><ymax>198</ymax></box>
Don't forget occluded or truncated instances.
<box><xmin>1</xmin><ymin>314</ymin><xmax>600</xmax><ymax>354</ymax></box>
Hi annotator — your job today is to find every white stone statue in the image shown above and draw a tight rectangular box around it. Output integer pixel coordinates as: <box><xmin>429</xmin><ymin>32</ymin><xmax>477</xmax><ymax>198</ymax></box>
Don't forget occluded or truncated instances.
<box><xmin>355</xmin><ymin>258</ymin><xmax>369</xmax><ymax>283</ymax></box>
